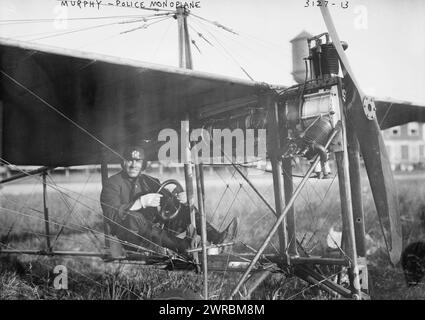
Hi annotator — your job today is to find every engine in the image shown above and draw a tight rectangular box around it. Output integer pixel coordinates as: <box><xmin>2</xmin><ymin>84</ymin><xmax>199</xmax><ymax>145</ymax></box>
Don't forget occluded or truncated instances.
<box><xmin>281</xmin><ymin>32</ymin><xmax>347</xmax><ymax>178</ymax></box>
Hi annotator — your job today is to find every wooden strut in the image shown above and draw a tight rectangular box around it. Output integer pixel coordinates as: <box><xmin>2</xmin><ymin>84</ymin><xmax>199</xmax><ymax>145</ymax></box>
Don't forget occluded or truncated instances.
<box><xmin>242</xmin><ymin>270</ymin><xmax>272</xmax><ymax>299</ymax></box>
<box><xmin>186</xmin><ymin>241</ymin><xmax>234</xmax><ymax>253</ymax></box>
<box><xmin>294</xmin><ymin>264</ymin><xmax>352</xmax><ymax>298</ymax></box>
<box><xmin>266</xmin><ymin>94</ymin><xmax>288</xmax><ymax>259</ymax></box>
<box><xmin>42</xmin><ymin>171</ymin><xmax>52</xmax><ymax>253</ymax></box>
<box><xmin>346</xmin><ymin>122</ymin><xmax>369</xmax><ymax>293</ymax></box>
<box><xmin>346</xmin><ymin>121</ymin><xmax>366</xmax><ymax>257</ymax></box>
<box><xmin>282</xmin><ymin>105</ymin><xmax>298</xmax><ymax>256</ymax></box>
<box><xmin>0</xmin><ymin>166</ymin><xmax>54</xmax><ymax>184</ymax></box>
<box><xmin>0</xmin><ymin>250</ymin><xmax>171</xmax><ymax>264</ymax></box>
<box><xmin>334</xmin><ymin>79</ymin><xmax>362</xmax><ymax>298</ymax></box>
<box><xmin>229</xmin><ymin>127</ymin><xmax>340</xmax><ymax>299</ymax></box>
<box><xmin>0</xmin><ymin>250</ymin><xmax>107</xmax><ymax>257</ymax></box>
<box><xmin>100</xmin><ymin>159</ymin><xmax>110</xmax><ymax>250</ymax></box>
<box><xmin>177</xmin><ymin>6</ymin><xmax>208</xmax><ymax>300</ymax></box>
<box><xmin>176</xmin><ymin>6</ymin><xmax>198</xmax><ymax>266</ymax></box>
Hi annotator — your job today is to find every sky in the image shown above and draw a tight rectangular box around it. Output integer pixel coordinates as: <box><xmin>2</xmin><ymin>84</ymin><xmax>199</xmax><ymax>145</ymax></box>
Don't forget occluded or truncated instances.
<box><xmin>0</xmin><ymin>0</ymin><xmax>424</xmax><ymax>104</ymax></box>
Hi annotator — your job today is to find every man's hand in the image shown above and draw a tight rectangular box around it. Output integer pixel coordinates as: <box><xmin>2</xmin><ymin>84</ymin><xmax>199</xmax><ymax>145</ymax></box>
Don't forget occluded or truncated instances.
<box><xmin>130</xmin><ymin>193</ymin><xmax>163</xmax><ymax>211</ymax></box>
<box><xmin>140</xmin><ymin>193</ymin><xmax>163</xmax><ymax>208</ymax></box>
<box><xmin>176</xmin><ymin>192</ymin><xmax>187</xmax><ymax>204</ymax></box>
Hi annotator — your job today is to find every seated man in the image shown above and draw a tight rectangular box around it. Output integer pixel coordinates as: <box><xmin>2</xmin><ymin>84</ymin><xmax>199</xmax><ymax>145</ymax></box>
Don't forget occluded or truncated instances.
<box><xmin>100</xmin><ymin>145</ymin><xmax>238</xmax><ymax>257</ymax></box>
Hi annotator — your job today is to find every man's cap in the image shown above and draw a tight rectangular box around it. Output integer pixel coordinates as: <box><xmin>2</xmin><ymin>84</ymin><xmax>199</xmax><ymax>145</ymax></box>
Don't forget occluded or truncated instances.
<box><xmin>123</xmin><ymin>145</ymin><xmax>146</xmax><ymax>160</ymax></box>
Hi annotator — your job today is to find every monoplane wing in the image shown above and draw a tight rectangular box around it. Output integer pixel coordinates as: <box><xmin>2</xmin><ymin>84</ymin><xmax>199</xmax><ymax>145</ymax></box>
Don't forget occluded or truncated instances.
<box><xmin>376</xmin><ymin>98</ymin><xmax>425</xmax><ymax>130</ymax></box>
<box><xmin>0</xmin><ymin>37</ymin><xmax>272</xmax><ymax>166</ymax></box>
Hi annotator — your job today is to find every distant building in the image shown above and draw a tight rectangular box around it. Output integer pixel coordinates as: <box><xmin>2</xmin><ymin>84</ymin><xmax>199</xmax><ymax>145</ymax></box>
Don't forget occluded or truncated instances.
<box><xmin>383</xmin><ymin>122</ymin><xmax>425</xmax><ymax>171</ymax></box>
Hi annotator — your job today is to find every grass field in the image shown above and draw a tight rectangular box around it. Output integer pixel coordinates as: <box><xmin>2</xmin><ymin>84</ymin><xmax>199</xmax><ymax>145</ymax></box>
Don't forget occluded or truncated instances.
<box><xmin>0</xmin><ymin>167</ymin><xmax>424</xmax><ymax>300</ymax></box>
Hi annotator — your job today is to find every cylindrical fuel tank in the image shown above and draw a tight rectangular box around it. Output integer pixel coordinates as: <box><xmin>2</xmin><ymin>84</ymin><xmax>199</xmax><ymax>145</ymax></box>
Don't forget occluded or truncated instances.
<box><xmin>290</xmin><ymin>31</ymin><xmax>312</xmax><ymax>84</ymax></box>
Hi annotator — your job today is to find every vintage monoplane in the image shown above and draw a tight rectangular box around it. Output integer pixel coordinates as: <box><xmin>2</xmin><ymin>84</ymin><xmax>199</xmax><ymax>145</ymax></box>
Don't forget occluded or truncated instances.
<box><xmin>0</xmin><ymin>5</ymin><xmax>424</xmax><ymax>299</ymax></box>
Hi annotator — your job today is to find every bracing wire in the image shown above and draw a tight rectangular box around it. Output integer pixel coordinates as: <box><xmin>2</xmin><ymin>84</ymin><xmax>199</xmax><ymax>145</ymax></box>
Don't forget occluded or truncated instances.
<box><xmin>0</xmin><ymin>225</ymin><xmax>101</xmax><ymax>252</ymax></box>
<box><xmin>218</xmin><ymin>250</ymin><xmax>233</xmax><ymax>298</ymax></box>
<box><xmin>47</xmin><ymin>173</ymin><xmax>102</xmax><ymax>251</ymax></box>
<box><xmin>280</xmin><ymin>160</ymin><xmax>339</xmax><ymax>253</ymax></box>
<box><xmin>150</xmin><ymin>17</ymin><xmax>174</xmax><ymax>61</ymax></box>
<box><xmin>189</xmin><ymin>12</ymin><xmax>291</xmax><ymax>55</ymax></box>
<box><xmin>191</xmin><ymin>39</ymin><xmax>201</xmax><ymax>54</ymax></box>
<box><xmin>209</xmin><ymin>160</ymin><xmax>281</xmax><ymax>257</ymax></box>
<box><xmin>119</xmin><ymin>15</ymin><xmax>172</xmax><ymax>34</ymax></box>
<box><xmin>26</xmin><ymin>14</ymin><xmax>172</xmax><ymax>41</ymax></box>
<box><xmin>210</xmin><ymin>184</ymin><xmax>229</xmax><ymax>222</ymax></box>
<box><xmin>189</xmin><ymin>13</ymin><xmax>238</xmax><ymax>35</ymax></box>
<box><xmin>0</xmin><ymin>184</ymin><xmax>44</xmax><ymax>215</ymax></box>
<box><xmin>0</xmin><ymin>180</ymin><xmax>42</xmax><ymax>244</ymax></box>
<box><xmin>189</xmin><ymin>24</ymin><xmax>213</xmax><ymax>46</ymax></box>
<box><xmin>217</xmin><ymin>184</ymin><xmax>241</xmax><ymax>230</ymax></box>
<box><xmin>25</xmin><ymin>20</ymin><xmax>136</xmax><ymax>41</ymax></box>
<box><xmin>9</xmin><ymin>14</ymin><xmax>168</xmax><ymax>40</ymax></box>
<box><xmin>188</xmin><ymin>16</ymin><xmax>255</xmax><ymax>81</ymax></box>
<box><xmin>303</xmin><ymin>174</ymin><xmax>339</xmax><ymax>248</ymax></box>
<box><xmin>193</xmin><ymin>17</ymin><xmax>291</xmax><ymax>73</ymax></box>
<box><xmin>187</xmin><ymin>12</ymin><xmax>294</xmax><ymax>83</ymax></box>
<box><xmin>0</xmin><ymin>225</ymin><xmax>46</xmax><ymax>243</ymax></box>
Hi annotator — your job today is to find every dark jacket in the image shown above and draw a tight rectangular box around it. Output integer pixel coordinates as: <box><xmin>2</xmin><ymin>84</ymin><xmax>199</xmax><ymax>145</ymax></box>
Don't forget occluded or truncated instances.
<box><xmin>100</xmin><ymin>171</ymin><xmax>222</xmax><ymax>253</ymax></box>
<box><xmin>100</xmin><ymin>171</ymin><xmax>161</xmax><ymax>234</ymax></box>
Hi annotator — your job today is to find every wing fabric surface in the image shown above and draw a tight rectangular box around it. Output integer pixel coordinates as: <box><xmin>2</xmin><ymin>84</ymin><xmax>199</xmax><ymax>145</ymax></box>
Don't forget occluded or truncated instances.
<box><xmin>0</xmin><ymin>38</ymin><xmax>268</xmax><ymax>166</ymax></box>
<box><xmin>376</xmin><ymin>99</ymin><xmax>425</xmax><ymax>130</ymax></box>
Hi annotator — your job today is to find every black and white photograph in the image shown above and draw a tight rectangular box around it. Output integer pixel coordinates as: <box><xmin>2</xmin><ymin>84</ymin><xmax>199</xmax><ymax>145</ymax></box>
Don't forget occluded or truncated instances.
<box><xmin>0</xmin><ymin>0</ymin><xmax>424</xmax><ymax>305</ymax></box>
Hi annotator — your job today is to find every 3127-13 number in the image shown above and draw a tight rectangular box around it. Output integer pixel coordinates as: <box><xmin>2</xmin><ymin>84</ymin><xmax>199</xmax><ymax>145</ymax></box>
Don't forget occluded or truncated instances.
<box><xmin>304</xmin><ymin>1</ymin><xmax>349</xmax><ymax>8</ymax></box>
